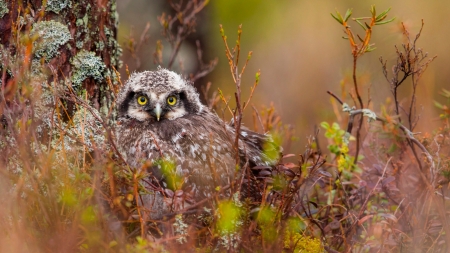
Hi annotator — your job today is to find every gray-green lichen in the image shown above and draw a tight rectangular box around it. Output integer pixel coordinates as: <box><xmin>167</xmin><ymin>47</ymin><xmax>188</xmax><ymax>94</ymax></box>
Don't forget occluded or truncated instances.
<box><xmin>173</xmin><ymin>214</ymin><xmax>188</xmax><ymax>244</ymax></box>
<box><xmin>74</xmin><ymin>9</ymin><xmax>91</xmax><ymax>49</ymax></box>
<box><xmin>32</xmin><ymin>81</ymin><xmax>108</xmax><ymax>163</ymax></box>
<box><xmin>71</xmin><ymin>50</ymin><xmax>106</xmax><ymax>87</ymax></box>
<box><xmin>76</xmin><ymin>19</ymin><xmax>84</xmax><ymax>27</ymax></box>
<box><xmin>45</xmin><ymin>0</ymin><xmax>71</xmax><ymax>14</ymax></box>
<box><xmin>104</xmin><ymin>27</ymin><xmax>123</xmax><ymax>68</ymax></box>
<box><xmin>95</xmin><ymin>41</ymin><xmax>105</xmax><ymax>51</ymax></box>
<box><xmin>0</xmin><ymin>0</ymin><xmax>9</xmax><ymax>18</ymax></box>
<box><xmin>75</xmin><ymin>40</ymin><xmax>84</xmax><ymax>49</ymax></box>
<box><xmin>31</xmin><ymin>21</ymin><xmax>72</xmax><ymax>61</ymax></box>
<box><xmin>109</xmin><ymin>2</ymin><xmax>119</xmax><ymax>28</ymax></box>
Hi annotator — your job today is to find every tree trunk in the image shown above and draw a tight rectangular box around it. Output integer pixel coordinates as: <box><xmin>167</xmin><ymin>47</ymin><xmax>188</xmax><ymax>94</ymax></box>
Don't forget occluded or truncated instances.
<box><xmin>0</xmin><ymin>0</ymin><xmax>121</xmax><ymax>111</ymax></box>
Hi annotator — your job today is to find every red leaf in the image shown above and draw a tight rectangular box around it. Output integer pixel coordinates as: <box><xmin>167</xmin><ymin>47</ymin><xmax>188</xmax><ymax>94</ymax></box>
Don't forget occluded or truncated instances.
<box><xmin>358</xmin><ymin>215</ymin><xmax>374</xmax><ymax>225</ymax></box>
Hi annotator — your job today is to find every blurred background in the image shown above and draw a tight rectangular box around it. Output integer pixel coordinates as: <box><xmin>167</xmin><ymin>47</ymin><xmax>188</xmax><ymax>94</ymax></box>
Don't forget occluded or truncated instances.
<box><xmin>117</xmin><ymin>0</ymin><xmax>449</xmax><ymax>153</ymax></box>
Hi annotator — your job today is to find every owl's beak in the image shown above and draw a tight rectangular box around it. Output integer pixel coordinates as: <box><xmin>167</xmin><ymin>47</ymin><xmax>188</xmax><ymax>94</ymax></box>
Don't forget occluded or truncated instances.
<box><xmin>154</xmin><ymin>103</ymin><xmax>162</xmax><ymax>121</ymax></box>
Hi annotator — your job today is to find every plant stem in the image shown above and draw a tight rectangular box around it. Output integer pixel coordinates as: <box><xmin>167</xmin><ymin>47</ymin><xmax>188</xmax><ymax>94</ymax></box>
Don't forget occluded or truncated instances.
<box><xmin>352</xmin><ymin>56</ymin><xmax>363</xmax><ymax>168</ymax></box>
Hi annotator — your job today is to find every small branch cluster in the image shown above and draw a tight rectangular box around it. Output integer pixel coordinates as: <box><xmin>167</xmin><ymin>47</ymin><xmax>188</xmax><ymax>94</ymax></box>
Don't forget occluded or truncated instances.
<box><xmin>218</xmin><ymin>24</ymin><xmax>260</xmax><ymax>166</ymax></box>
<box><xmin>331</xmin><ymin>5</ymin><xmax>395</xmax><ymax>173</ymax></box>
<box><xmin>152</xmin><ymin>1</ymin><xmax>218</xmax><ymax>87</ymax></box>
<box><xmin>331</xmin><ymin>6</ymin><xmax>394</xmax><ymax>58</ymax></box>
<box><xmin>326</xmin><ymin>8</ymin><xmax>450</xmax><ymax>251</ymax></box>
<box><xmin>380</xmin><ymin>20</ymin><xmax>437</xmax><ymax>130</ymax></box>
<box><xmin>157</xmin><ymin>0</ymin><xmax>209</xmax><ymax>69</ymax></box>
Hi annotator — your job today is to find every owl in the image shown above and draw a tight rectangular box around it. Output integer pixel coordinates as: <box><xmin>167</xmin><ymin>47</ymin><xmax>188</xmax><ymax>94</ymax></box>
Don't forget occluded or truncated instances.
<box><xmin>115</xmin><ymin>67</ymin><xmax>278</xmax><ymax>221</ymax></box>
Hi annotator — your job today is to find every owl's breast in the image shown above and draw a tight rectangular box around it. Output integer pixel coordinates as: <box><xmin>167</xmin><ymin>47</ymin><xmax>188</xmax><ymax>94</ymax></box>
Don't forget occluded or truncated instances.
<box><xmin>116</xmin><ymin>114</ymin><xmax>237</xmax><ymax>191</ymax></box>
<box><xmin>155</xmin><ymin>115</ymin><xmax>237</xmax><ymax>186</ymax></box>
<box><xmin>115</xmin><ymin>119</ymin><xmax>161</xmax><ymax>168</ymax></box>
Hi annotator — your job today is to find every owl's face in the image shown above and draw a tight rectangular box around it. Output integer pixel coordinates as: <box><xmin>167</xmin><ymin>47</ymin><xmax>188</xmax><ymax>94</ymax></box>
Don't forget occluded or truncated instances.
<box><xmin>117</xmin><ymin>67</ymin><xmax>204</xmax><ymax>122</ymax></box>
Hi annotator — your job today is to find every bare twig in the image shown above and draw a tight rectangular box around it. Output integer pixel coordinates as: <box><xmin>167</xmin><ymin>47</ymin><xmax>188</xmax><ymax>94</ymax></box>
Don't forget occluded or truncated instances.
<box><xmin>161</xmin><ymin>0</ymin><xmax>209</xmax><ymax>69</ymax></box>
<box><xmin>380</xmin><ymin>20</ymin><xmax>436</xmax><ymax>129</ymax></box>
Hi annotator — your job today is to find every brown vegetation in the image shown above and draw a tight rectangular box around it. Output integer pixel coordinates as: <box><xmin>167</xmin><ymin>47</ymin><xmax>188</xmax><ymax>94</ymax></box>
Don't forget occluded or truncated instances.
<box><xmin>0</xmin><ymin>1</ymin><xmax>449</xmax><ymax>252</ymax></box>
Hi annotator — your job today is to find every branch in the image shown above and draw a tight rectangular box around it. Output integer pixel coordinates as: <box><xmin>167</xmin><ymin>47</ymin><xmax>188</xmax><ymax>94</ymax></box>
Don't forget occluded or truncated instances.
<box><xmin>329</xmin><ymin>92</ymin><xmax>435</xmax><ymax>182</ymax></box>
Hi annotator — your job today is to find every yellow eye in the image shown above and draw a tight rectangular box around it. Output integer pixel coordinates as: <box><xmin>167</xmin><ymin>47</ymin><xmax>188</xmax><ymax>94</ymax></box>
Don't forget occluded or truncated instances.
<box><xmin>167</xmin><ymin>96</ymin><xmax>177</xmax><ymax>106</ymax></box>
<box><xmin>137</xmin><ymin>96</ymin><xmax>147</xmax><ymax>105</ymax></box>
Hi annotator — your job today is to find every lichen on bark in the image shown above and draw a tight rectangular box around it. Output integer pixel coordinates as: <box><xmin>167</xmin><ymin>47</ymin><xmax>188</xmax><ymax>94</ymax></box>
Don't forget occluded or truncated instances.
<box><xmin>71</xmin><ymin>50</ymin><xmax>106</xmax><ymax>90</ymax></box>
<box><xmin>31</xmin><ymin>20</ymin><xmax>72</xmax><ymax>61</ymax></box>
<box><xmin>0</xmin><ymin>0</ymin><xmax>8</xmax><ymax>18</ymax></box>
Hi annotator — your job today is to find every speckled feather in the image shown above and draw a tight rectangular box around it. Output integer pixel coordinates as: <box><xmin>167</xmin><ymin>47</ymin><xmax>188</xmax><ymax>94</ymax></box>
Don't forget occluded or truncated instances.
<box><xmin>115</xmin><ymin>67</ymin><xmax>277</xmax><ymax>218</ymax></box>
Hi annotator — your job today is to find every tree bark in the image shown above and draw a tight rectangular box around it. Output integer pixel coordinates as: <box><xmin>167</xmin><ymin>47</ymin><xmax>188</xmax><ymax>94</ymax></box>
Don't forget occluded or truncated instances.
<box><xmin>0</xmin><ymin>0</ymin><xmax>121</xmax><ymax>111</ymax></box>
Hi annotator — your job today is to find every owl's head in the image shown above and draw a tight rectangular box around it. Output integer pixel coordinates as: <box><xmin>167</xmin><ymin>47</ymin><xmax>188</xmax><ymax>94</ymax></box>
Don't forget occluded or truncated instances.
<box><xmin>117</xmin><ymin>67</ymin><xmax>204</xmax><ymax>122</ymax></box>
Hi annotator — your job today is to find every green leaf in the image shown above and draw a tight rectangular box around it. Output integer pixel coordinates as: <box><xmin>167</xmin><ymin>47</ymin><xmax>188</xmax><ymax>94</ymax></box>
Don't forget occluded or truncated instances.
<box><xmin>61</xmin><ymin>188</ymin><xmax>77</xmax><ymax>207</ymax></box>
<box><xmin>344</xmin><ymin>8</ymin><xmax>352</xmax><ymax>22</ymax></box>
<box><xmin>352</xmin><ymin>165</ymin><xmax>363</xmax><ymax>174</ymax></box>
<box><xmin>217</xmin><ymin>201</ymin><xmax>242</xmax><ymax>233</ymax></box>
<box><xmin>375</xmin><ymin>17</ymin><xmax>396</xmax><ymax>25</ymax></box>
<box><xmin>355</xmin><ymin>19</ymin><xmax>366</xmax><ymax>30</ymax></box>
<box><xmin>320</xmin><ymin>121</ymin><xmax>330</xmax><ymax>129</ymax></box>
<box><xmin>365</xmin><ymin>46</ymin><xmax>377</xmax><ymax>52</ymax></box>
<box><xmin>434</xmin><ymin>100</ymin><xmax>444</xmax><ymax>109</ymax></box>
<box><xmin>376</xmin><ymin>14</ymin><xmax>387</xmax><ymax>22</ymax></box>
<box><xmin>376</xmin><ymin>7</ymin><xmax>391</xmax><ymax>21</ymax></box>
<box><xmin>440</xmin><ymin>88</ymin><xmax>450</xmax><ymax>98</ymax></box>
<box><xmin>328</xmin><ymin>144</ymin><xmax>340</xmax><ymax>154</ymax></box>
<box><xmin>325</xmin><ymin>131</ymin><xmax>334</xmax><ymax>139</ymax></box>
<box><xmin>108</xmin><ymin>241</ymin><xmax>118</xmax><ymax>248</ymax></box>
<box><xmin>327</xmin><ymin>189</ymin><xmax>336</xmax><ymax>205</ymax></box>
<box><xmin>81</xmin><ymin>206</ymin><xmax>97</xmax><ymax>224</ymax></box>
<box><xmin>157</xmin><ymin>158</ymin><xmax>182</xmax><ymax>190</ymax></box>
<box><xmin>331</xmin><ymin>12</ymin><xmax>343</xmax><ymax>25</ymax></box>
<box><xmin>332</xmin><ymin>122</ymin><xmax>340</xmax><ymax>130</ymax></box>
<box><xmin>370</xmin><ymin>5</ymin><xmax>376</xmax><ymax>17</ymax></box>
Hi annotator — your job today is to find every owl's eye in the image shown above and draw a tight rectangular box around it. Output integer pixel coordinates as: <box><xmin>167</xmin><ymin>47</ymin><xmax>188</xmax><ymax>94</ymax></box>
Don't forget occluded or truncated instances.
<box><xmin>167</xmin><ymin>96</ymin><xmax>177</xmax><ymax>106</ymax></box>
<box><xmin>137</xmin><ymin>96</ymin><xmax>148</xmax><ymax>105</ymax></box>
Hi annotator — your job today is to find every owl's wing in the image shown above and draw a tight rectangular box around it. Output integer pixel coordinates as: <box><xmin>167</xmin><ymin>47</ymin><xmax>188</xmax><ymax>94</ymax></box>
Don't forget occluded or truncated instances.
<box><xmin>238</xmin><ymin>127</ymin><xmax>281</xmax><ymax>166</ymax></box>
<box><xmin>228</xmin><ymin>118</ymin><xmax>281</xmax><ymax>166</ymax></box>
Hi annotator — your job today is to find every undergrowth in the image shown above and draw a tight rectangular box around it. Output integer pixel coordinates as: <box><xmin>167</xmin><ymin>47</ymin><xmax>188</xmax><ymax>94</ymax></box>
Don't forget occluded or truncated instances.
<box><xmin>0</xmin><ymin>2</ymin><xmax>449</xmax><ymax>253</ymax></box>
